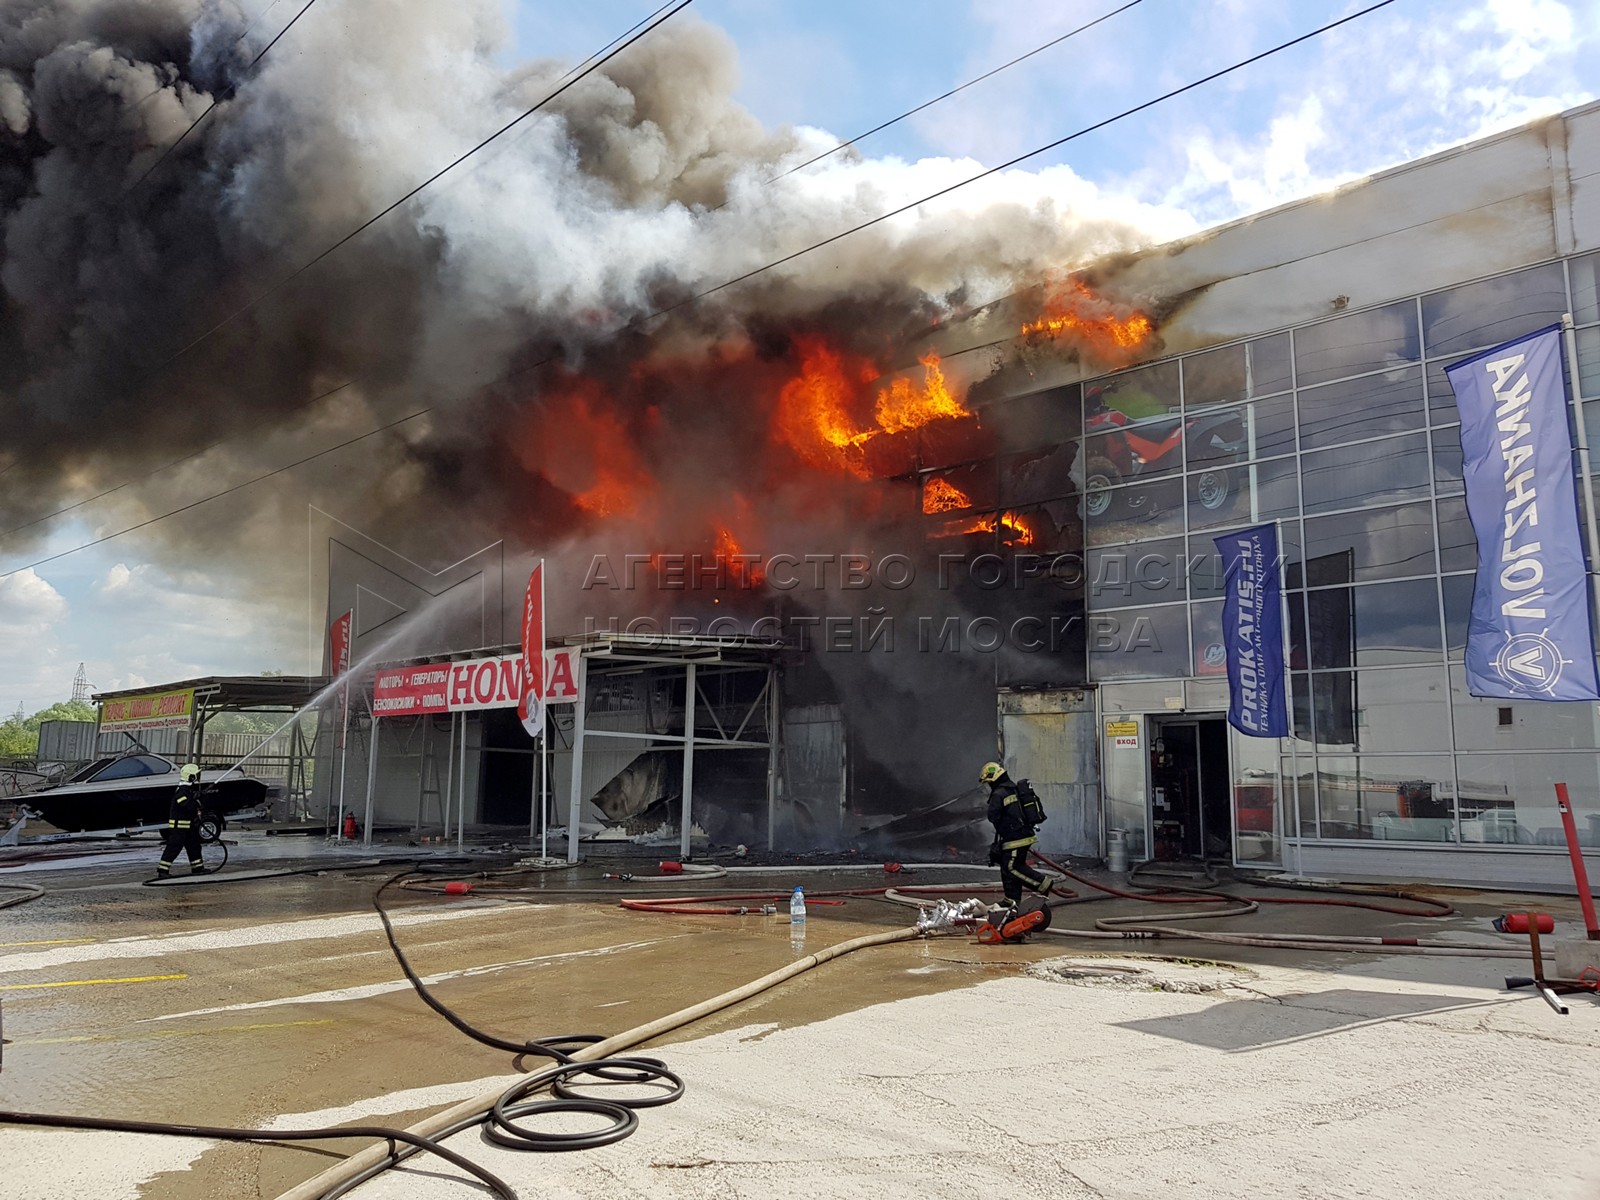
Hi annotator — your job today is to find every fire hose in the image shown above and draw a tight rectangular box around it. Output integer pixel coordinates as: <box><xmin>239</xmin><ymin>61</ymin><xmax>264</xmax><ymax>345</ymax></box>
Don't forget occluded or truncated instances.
<box><xmin>0</xmin><ymin>882</ymin><xmax>44</xmax><ymax>910</ymax></box>
<box><xmin>273</xmin><ymin>919</ymin><xmax>926</xmax><ymax>1199</ymax></box>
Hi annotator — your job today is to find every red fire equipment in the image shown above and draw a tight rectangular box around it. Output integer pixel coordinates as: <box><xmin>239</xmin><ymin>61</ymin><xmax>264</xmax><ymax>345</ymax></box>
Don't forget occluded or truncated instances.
<box><xmin>342</xmin><ymin>812</ymin><xmax>357</xmax><ymax>840</ymax></box>
<box><xmin>976</xmin><ymin>898</ymin><xmax>1053</xmax><ymax>945</ymax></box>
<box><xmin>1502</xmin><ymin>783</ymin><xmax>1600</xmax><ymax>1013</ymax></box>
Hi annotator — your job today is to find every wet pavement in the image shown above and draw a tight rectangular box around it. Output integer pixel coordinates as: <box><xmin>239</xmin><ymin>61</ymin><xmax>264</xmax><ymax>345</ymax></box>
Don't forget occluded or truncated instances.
<box><xmin>1</xmin><ymin>833</ymin><xmax>1595</xmax><ymax>1199</ymax></box>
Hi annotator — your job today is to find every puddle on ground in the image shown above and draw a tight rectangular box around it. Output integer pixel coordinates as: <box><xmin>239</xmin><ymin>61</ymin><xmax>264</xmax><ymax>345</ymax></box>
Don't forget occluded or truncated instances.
<box><xmin>1027</xmin><ymin>954</ymin><xmax>1252</xmax><ymax>994</ymax></box>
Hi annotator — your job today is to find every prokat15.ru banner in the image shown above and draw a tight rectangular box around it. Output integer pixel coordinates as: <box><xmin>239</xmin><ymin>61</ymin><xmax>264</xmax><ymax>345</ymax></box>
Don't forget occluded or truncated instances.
<box><xmin>372</xmin><ymin>650</ymin><xmax>580</xmax><ymax>718</ymax></box>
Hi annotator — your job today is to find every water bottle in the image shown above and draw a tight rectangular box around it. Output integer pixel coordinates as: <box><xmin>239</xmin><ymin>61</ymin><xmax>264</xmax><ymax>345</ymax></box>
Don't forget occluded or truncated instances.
<box><xmin>789</xmin><ymin>885</ymin><xmax>806</xmax><ymax>925</ymax></box>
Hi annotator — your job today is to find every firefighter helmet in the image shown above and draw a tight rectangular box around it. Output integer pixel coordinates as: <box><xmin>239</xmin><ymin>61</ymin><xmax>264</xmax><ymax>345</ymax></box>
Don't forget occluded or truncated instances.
<box><xmin>978</xmin><ymin>762</ymin><xmax>1005</xmax><ymax>784</ymax></box>
<box><xmin>179</xmin><ymin>763</ymin><xmax>201</xmax><ymax>782</ymax></box>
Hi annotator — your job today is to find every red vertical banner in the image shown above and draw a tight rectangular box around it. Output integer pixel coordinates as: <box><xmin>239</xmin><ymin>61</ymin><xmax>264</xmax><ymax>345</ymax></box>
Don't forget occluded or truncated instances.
<box><xmin>330</xmin><ymin>609</ymin><xmax>353</xmax><ymax>748</ymax></box>
<box><xmin>517</xmin><ymin>563</ymin><xmax>545</xmax><ymax>739</ymax></box>
<box><xmin>330</xmin><ymin>610</ymin><xmax>353</xmax><ymax>676</ymax></box>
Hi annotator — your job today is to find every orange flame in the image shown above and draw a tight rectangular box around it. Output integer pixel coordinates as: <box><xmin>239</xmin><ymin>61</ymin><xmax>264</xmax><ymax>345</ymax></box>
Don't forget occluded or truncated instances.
<box><xmin>777</xmin><ymin>340</ymin><xmax>976</xmax><ymax>476</ymax></box>
<box><xmin>875</xmin><ymin>352</ymin><xmax>970</xmax><ymax>433</ymax></box>
<box><xmin>1021</xmin><ymin>279</ymin><xmax>1153</xmax><ymax>359</ymax></box>
<box><xmin>997</xmin><ymin>511</ymin><xmax>1036</xmax><ymax>546</ymax></box>
<box><xmin>519</xmin><ymin>375</ymin><xmax>653</xmax><ymax>518</ymax></box>
<box><xmin>715</xmin><ymin>527</ymin><xmax>766</xmax><ymax>588</ymax></box>
<box><xmin>926</xmin><ymin>509</ymin><xmax>1037</xmax><ymax>545</ymax></box>
<box><xmin>776</xmin><ymin>337</ymin><xmax>875</xmax><ymax>477</ymax></box>
<box><xmin>922</xmin><ymin>477</ymin><xmax>973</xmax><ymax>515</ymax></box>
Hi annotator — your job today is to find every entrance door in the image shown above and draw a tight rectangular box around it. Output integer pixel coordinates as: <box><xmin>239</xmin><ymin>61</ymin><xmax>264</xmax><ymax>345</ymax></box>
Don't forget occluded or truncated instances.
<box><xmin>1148</xmin><ymin>716</ymin><xmax>1231</xmax><ymax>861</ymax></box>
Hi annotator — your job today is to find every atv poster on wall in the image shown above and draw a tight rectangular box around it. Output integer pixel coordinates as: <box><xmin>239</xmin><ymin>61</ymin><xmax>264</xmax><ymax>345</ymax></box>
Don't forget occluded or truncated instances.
<box><xmin>1214</xmin><ymin>523</ymin><xmax>1288</xmax><ymax>737</ymax></box>
<box><xmin>1446</xmin><ymin>325</ymin><xmax>1599</xmax><ymax>701</ymax></box>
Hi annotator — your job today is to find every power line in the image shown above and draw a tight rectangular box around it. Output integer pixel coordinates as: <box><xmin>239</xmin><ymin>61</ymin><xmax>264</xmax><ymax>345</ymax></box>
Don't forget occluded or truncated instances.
<box><xmin>6</xmin><ymin>405</ymin><xmax>433</xmax><ymax>579</ymax></box>
<box><xmin>657</xmin><ymin>0</ymin><xmax>1400</xmax><ymax>321</ymax></box>
<box><xmin>0</xmin><ymin>380</ymin><xmax>354</xmax><ymax>540</ymax></box>
<box><xmin>123</xmin><ymin>0</ymin><xmax>324</xmax><ymax>197</ymax></box>
<box><xmin>766</xmin><ymin>0</ymin><xmax>1143</xmax><ymax>184</ymax></box>
<box><xmin>0</xmin><ymin>0</ymin><xmax>1398</xmax><ymax>580</ymax></box>
<box><xmin>158</xmin><ymin>0</ymin><xmax>696</xmax><ymax>369</ymax></box>
<box><xmin>247</xmin><ymin>0</ymin><xmax>320</xmax><ymax>68</ymax></box>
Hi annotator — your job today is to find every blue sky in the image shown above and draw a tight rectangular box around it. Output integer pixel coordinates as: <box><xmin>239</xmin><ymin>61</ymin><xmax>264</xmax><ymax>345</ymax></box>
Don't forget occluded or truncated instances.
<box><xmin>4</xmin><ymin>0</ymin><xmax>1600</xmax><ymax>715</ymax></box>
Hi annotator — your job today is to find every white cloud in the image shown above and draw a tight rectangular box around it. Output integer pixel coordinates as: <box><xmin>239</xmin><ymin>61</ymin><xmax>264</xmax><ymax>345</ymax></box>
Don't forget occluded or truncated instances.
<box><xmin>0</xmin><ymin>568</ymin><xmax>71</xmax><ymax>714</ymax></box>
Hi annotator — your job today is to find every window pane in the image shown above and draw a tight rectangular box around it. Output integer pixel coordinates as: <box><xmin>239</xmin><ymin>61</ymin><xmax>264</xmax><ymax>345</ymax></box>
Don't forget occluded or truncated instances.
<box><xmin>1231</xmin><ymin>731</ymin><xmax>1282</xmax><ymax>866</ymax></box>
<box><xmin>1183</xmin><ymin>342</ymin><xmax>1248</xmax><ymax>408</ymax></box>
<box><xmin>95</xmin><ymin>756</ymin><xmax>163</xmax><ymax>780</ymax></box>
<box><xmin>1431</xmin><ymin>424</ymin><xmax>1463</xmax><ymax>494</ymax></box>
<box><xmin>1449</xmin><ymin>663</ymin><xmax>1600</xmax><ymax>751</ymax></box>
<box><xmin>1249</xmin><ymin>332</ymin><xmax>1294</xmax><ymax>397</ymax></box>
<box><xmin>1442</xmin><ymin>572</ymin><xmax>1472</xmax><ymax>661</ymax></box>
<box><xmin>1364</xmin><ymin>666</ymin><xmax>1453</xmax><ymax>752</ymax></box>
<box><xmin>1360</xmin><ymin>578</ymin><xmax>1443</xmax><ymax>665</ymax></box>
<box><xmin>1087</xmin><ymin>538</ymin><xmax>1185</xmax><ymax>610</ymax></box>
<box><xmin>999</xmin><ymin>444</ymin><xmax>1075</xmax><ymax>506</ymax></box>
<box><xmin>1085</xmin><ymin>418</ymin><xmax>1181</xmax><ymax>484</ymax></box>
<box><xmin>1436</xmin><ymin>497</ymin><xmax>1475</xmax><ymax>572</ymax></box>
<box><xmin>1294</xmin><ymin>300</ymin><xmax>1420</xmax><ymax>387</ymax></box>
<box><xmin>1191</xmin><ymin>599</ymin><xmax>1225</xmax><ymax>677</ymax></box>
<box><xmin>1425</xmin><ymin>360</ymin><xmax>1459</xmax><ymax>425</ymax></box>
<box><xmin>1302</xmin><ymin>434</ymin><xmax>1430</xmax><ymax>514</ymax></box>
<box><xmin>1421</xmin><ymin>262</ymin><xmax>1567</xmax><ymax>357</ymax></box>
<box><xmin>1182</xmin><ymin>333</ymin><xmax>1292</xmax><ymax>408</ymax></box>
<box><xmin>1189</xmin><ymin>456</ymin><xmax>1300</xmax><ymax>531</ymax></box>
<box><xmin>1084</xmin><ymin>481</ymin><xmax>1185</xmax><ymax>545</ymax></box>
<box><xmin>1456</xmin><ymin>751</ymin><xmax>1600</xmax><ymax>846</ymax></box>
<box><xmin>1297</xmin><ymin>366</ymin><xmax>1423</xmax><ymax>451</ymax></box>
<box><xmin>1302</xmin><ymin>502</ymin><xmax>1437</xmax><ymax>583</ymax></box>
<box><xmin>1286</xmin><ymin>757</ymin><xmax>1317</xmax><ymax>839</ymax></box>
<box><xmin>1579</xmin><ymin>325</ymin><xmax>1600</xmax><ymax>400</ymax></box>
<box><xmin>990</xmin><ymin>384</ymin><xmax>1080</xmax><ymax>453</ymax></box>
<box><xmin>1306</xmin><ymin>578</ymin><xmax>1441</xmax><ymax>667</ymax></box>
<box><xmin>1088</xmin><ymin>602</ymin><xmax>1190</xmax><ymax>680</ymax></box>
<box><xmin>1313</xmin><ymin>754</ymin><xmax>1457</xmax><ymax>842</ymax></box>
<box><xmin>1185</xmin><ymin>394</ymin><xmax>1295</xmax><ymax>465</ymax></box>
<box><xmin>1572</xmin><ymin>252</ymin><xmax>1600</xmax><ymax>324</ymax></box>
<box><xmin>1086</xmin><ymin>361</ymin><xmax>1180</xmax><ymax>421</ymax></box>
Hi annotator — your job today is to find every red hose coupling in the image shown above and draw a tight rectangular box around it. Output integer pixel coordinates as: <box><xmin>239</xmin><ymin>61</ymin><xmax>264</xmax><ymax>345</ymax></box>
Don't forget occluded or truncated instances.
<box><xmin>444</xmin><ymin>881</ymin><xmax>474</xmax><ymax>895</ymax></box>
<box><xmin>659</xmin><ymin>861</ymin><xmax>684</xmax><ymax>873</ymax></box>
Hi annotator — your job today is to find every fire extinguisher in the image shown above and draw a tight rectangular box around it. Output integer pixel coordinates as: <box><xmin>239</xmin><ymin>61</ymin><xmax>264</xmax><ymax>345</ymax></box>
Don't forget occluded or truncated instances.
<box><xmin>342</xmin><ymin>811</ymin><xmax>357</xmax><ymax>840</ymax></box>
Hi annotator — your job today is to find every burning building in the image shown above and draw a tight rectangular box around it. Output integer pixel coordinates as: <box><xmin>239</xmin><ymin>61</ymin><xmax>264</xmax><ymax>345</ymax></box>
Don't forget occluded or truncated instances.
<box><xmin>6</xmin><ymin>4</ymin><xmax>1600</xmax><ymax>886</ymax></box>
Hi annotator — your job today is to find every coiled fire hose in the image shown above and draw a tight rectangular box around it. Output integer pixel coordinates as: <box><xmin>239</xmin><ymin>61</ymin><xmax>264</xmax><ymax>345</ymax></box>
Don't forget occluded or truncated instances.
<box><xmin>274</xmin><ymin>919</ymin><xmax>924</xmax><ymax>1199</ymax></box>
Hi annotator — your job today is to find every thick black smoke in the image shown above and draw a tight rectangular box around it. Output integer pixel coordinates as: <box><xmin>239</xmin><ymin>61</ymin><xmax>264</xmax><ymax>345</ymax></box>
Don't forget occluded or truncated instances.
<box><xmin>0</xmin><ymin>0</ymin><xmax>1162</xmax><ymax>563</ymax></box>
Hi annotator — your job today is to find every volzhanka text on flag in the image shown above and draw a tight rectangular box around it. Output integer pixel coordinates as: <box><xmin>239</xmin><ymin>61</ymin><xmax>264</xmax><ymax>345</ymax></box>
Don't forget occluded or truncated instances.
<box><xmin>1445</xmin><ymin>325</ymin><xmax>1599</xmax><ymax>701</ymax></box>
<box><xmin>1214</xmin><ymin>523</ymin><xmax>1288</xmax><ymax>737</ymax></box>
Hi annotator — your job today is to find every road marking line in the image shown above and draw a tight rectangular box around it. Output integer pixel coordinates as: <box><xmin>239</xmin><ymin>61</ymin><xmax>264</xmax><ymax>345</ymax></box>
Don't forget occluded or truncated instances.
<box><xmin>14</xmin><ymin>1019</ymin><xmax>336</xmax><ymax>1045</ymax></box>
<box><xmin>0</xmin><ymin>973</ymin><xmax>187</xmax><ymax>990</ymax></box>
<box><xmin>0</xmin><ymin>938</ymin><xmax>96</xmax><ymax>948</ymax></box>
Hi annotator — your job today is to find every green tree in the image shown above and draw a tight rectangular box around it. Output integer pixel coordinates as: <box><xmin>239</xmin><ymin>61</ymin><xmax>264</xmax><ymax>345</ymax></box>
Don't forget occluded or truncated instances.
<box><xmin>0</xmin><ymin>699</ymin><xmax>98</xmax><ymax>760</ymax></box>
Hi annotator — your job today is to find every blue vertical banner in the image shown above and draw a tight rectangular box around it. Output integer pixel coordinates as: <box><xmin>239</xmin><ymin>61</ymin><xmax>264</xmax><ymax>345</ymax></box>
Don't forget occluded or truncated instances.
<box><xmin>1214</xmin><ymin>523</ymin><xmax>1289</xmax><ymax>737</ymax></box>
<box><xmin>1446</xmin><ymin>325</ymin><xmax>1600</xmax><ymax>701</ymax></box>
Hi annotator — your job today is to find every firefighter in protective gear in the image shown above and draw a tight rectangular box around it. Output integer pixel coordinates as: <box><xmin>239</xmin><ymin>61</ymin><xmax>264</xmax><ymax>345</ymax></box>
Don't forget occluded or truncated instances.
<box><xmin>154</xmin><ymin>763</ymin><xmax>209</xmax><ymax>879</ymax></box>
<box><xmin>982</xmin><ymin>761</ymin><xmax>1052</xmax><ymax>907</ymax></box>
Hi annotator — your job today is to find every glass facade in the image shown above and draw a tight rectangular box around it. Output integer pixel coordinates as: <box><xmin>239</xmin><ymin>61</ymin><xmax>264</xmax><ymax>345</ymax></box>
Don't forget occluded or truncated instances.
<box><xmin>1082</xmin><ymin>253</ymin><xmax>1600</xmax><ymax>863</ymax></box>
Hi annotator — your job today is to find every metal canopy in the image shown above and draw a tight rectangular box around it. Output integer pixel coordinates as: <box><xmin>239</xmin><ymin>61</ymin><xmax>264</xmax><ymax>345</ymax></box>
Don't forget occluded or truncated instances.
<box><xmin>92</xmin><ymin>675</ymin><xmax>332</xmax><ymax>712</ymax></box>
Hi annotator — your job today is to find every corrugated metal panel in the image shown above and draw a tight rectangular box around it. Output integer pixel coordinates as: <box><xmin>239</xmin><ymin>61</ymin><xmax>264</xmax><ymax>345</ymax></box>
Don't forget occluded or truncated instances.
<box><xmin>781</xmin><ymin>704</ymin><xmax>844</xmax><ymax>845</ymax></box>
<box><xmin>1000</xmin><ymin>691</ymin><xmax>1098</xmax><ymax>857</ymax></box>
<box><xmin>37</xmin><ymin>721</ymin><xmax>98</xmax><ymax>762</ymax></box>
